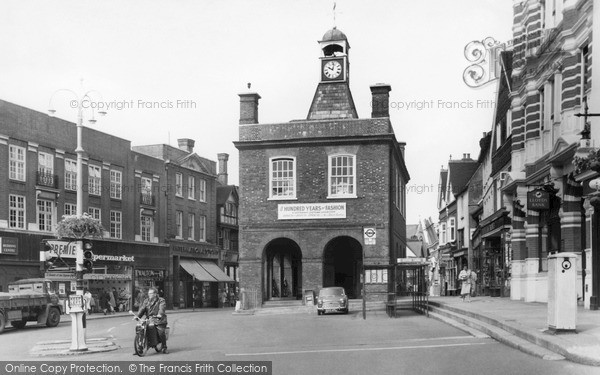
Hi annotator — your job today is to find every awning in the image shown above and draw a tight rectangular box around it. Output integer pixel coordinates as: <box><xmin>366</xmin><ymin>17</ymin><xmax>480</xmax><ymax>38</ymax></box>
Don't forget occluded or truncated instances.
<box><xmin>197</xmin><ymin>260</ymin><xmax>235</xmax><ymax>282</ymax></box>
<box><xmin>180</xmin><ymin>259</ymin><xmax>217</xmax><ymax>282</ymax></box>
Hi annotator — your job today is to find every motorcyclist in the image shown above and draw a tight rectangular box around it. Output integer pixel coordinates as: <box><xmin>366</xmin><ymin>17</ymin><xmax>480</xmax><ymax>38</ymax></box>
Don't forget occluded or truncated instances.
<box><xmin>136</xmin><ymin>287</ymin><xmax>169</xmax><ymax>354</ymax></box>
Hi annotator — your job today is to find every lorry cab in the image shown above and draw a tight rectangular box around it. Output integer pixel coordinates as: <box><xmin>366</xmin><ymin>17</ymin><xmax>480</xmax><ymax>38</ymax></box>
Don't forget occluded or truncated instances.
<box><xmin>0</xmin><ymin>278</ymin><xmax>63</xmax><ymax>333</ymax></box>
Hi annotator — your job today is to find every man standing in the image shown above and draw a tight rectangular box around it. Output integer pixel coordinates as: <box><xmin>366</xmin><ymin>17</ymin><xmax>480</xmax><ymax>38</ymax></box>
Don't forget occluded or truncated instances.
<box><xmin>137</xmin><ymin>287</ymin><xmax>169</xmax><ymax>354</ymax></box>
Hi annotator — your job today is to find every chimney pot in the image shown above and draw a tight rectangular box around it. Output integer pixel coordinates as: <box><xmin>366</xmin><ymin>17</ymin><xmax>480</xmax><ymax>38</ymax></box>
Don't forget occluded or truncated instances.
<box><xmin>217</xmin><ymin>153</ymin><xmax>229</xmax><ymax>185</ymax></box>
<box><xmin>177</xmin><ymin>138</ymin><xmax>195</xmax><ymax>153</ymax></box>
<box><xmin>370</xmin><ymin>84</ymin><xmax>392</xmax><ymax>118</ymax></box>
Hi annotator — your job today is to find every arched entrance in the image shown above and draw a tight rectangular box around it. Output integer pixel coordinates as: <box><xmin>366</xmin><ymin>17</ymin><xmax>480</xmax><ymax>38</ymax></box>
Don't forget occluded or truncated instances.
<box><xmin>264</xmin><ymin>238</ymin><xmax>302</xmax><ymax>300</ymax></box>
<box><xmin>323</xmin><ymin>236</ymin><xmax>363</xmax><ymax>299</ymax></box>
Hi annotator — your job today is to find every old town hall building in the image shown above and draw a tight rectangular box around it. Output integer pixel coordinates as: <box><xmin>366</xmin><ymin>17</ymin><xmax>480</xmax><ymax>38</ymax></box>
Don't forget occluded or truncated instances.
<box><xmin>235</xmin><ymin>28</ymin><xmax>410</xmax><ymax>305</ymax></box>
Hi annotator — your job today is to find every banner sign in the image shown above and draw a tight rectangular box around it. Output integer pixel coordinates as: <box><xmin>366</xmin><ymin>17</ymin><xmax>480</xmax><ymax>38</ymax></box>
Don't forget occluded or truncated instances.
<box><xmin>278</xmin><ymin>203</ymin><xmax>346</xmax><ymax>220</ymax></box>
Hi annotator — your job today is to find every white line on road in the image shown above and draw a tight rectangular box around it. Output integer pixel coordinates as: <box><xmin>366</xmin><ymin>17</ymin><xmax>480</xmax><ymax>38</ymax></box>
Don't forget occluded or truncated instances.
<box><xmin>226</xmin><ymin>341</ymin><xmax>494</xmax><ymax>357</ymax></box>
<box><xmin>107</xmin><ymin>327</ymin><xmax>115</xmax><ymax>332</ymax></box>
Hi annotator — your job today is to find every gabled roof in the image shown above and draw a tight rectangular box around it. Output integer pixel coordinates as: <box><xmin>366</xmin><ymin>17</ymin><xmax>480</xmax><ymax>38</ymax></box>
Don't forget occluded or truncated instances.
<box><xmin>448</xmin><ymin>159</ymin><xmax>479</xmax><ymax>197</ymax></box>
<box><xmin>177</xmin><ymin>153</ymin><xmax>215</xmax><ymax>175</ymax></box>
<box><xmin>216</xmin><ymin>185</ymin><xmax>238</xmax><ymax>205</ymax></box>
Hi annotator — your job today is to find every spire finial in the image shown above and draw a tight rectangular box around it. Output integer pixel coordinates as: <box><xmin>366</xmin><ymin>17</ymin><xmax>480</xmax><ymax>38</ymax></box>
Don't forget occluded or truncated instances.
<box><xmin>333</xmin><ymin>1</ymin><xmax>337</xmax><ymax>28</ymax></box>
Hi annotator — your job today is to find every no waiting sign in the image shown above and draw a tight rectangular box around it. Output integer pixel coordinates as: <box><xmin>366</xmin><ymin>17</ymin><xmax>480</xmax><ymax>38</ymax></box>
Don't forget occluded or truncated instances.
<box><xmin>364</xmin><ymin>227</ymin><xmax>376</xmax><ymax>245</ymax></box>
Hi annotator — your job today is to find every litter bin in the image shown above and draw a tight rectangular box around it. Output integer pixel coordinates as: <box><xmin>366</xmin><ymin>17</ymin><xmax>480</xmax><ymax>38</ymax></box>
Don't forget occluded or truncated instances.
<box><xmin>548</xmin><ymin>252</ymin><xmax>578</xmax><ymax>332</ymax></box>
<box><xmin>303</xmin><ymin>289</ymin><xmax>315</xmax><ymax>306</ymax></box>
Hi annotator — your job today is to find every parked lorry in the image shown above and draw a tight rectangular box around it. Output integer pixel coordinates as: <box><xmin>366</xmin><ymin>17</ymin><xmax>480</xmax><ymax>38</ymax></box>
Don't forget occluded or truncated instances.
<box><xmin>0</xmin><ymin>278</ymin><xmax>62</xmax><ymax>333</ymax></box>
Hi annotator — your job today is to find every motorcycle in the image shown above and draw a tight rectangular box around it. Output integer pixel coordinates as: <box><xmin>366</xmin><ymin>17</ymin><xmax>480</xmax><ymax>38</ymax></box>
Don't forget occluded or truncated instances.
<box><xmin>130</xmin><ymin>311</ymin><xmax>164</xmax><ymax>356</ymax></box>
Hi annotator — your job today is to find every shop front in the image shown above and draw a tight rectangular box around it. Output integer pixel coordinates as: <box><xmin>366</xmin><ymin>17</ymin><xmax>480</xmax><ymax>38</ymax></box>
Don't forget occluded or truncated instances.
<box><xmin>170</xmin><ymin>240</ymin><xmax>234</xmax><ymax>309</ymax></box>
<box><xmin>479</xmin><ymin>210</ymin><xmax>511</xmax><ymax>297</ymax></box>
<box><xmin>43</xmin><ymin>239</ymin><xmax>169</xmax><ymax>312</ymax></box>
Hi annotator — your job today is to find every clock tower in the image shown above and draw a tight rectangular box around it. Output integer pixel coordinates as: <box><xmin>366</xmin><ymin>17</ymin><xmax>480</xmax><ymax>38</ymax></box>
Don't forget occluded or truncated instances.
<box><xmin>307</xmin><ymin>27</ymin><xmax>358</xmax><ymax>120</ymax></box>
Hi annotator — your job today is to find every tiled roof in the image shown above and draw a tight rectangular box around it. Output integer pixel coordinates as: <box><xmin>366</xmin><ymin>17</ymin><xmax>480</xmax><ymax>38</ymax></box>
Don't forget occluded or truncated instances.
<box><xmin>307</xmin><ymin>82</ymin><xmax>358</xmax><ymax>120</ymax></box>
<box><xmin>448</xmin><ymin>160</ymin><xmax>479</xmax><ymax>196</ymax></box>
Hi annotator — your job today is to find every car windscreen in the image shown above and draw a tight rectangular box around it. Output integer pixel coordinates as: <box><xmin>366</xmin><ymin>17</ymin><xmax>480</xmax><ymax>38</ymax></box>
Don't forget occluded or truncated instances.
<box><xmin>319</xmin><ymin>289</ymin><xmax>344</xmax><ymax>296</ymax></box>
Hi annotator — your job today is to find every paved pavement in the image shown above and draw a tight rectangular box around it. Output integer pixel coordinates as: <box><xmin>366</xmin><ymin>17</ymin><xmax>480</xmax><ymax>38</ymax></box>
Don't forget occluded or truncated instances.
<box><xmin>428</xmin><ymin>296</ymin><xmax>600</xmax><ymax>366</ymax></box>
<box><xmin>44</xmin><ymin>298</ymin><xmax>600</xmax><ymax>366</ymax></box>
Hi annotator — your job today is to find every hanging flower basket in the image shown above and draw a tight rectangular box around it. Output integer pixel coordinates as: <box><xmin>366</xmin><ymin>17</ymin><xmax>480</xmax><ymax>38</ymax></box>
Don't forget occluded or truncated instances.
<box><xmin>573</xmin><ymin>149</ymin><xmax>600</xmax><ymax>174</ymax></box>
<box><xmin>56</xmin><ymin>213</ymin><xmax>105</xmax><ymax>239</ymax></box>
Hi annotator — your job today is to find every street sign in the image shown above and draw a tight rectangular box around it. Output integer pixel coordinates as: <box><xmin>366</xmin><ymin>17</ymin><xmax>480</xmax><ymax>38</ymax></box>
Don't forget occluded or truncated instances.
<box><xmin>68</xmin><ymin>295</ymin><xmax>84</xmax><ymax>313</ymax></box>
<box><xmin>364</xmin><ymin>228</ymin><xmax>376</xmax><ymax>245</ymax></box>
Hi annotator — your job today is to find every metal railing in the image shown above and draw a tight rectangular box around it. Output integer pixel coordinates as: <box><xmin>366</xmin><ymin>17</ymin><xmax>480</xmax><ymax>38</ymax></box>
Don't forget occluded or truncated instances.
<box><xmin>36</xmin><ymin>171</ymin><xmax>58</xmax><ymax>188</ymax></box>
<box><xmin>140</xmin><ymin>193</ymin><xmax>155</xmax><ymax>206</ymax></box>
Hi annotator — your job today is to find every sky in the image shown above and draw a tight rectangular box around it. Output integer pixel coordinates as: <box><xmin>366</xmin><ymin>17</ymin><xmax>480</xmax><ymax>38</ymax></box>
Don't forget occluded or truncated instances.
<box><xmin>0</xmin><ymin>0</ymin><xmax>513</xmax><ymax>225</ymax></box>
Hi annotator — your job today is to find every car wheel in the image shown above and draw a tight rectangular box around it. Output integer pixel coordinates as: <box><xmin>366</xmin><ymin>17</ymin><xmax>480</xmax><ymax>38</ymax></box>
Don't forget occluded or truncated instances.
<box><xmin>46</xmin><ymin>307</ymin><xmax>61</xmax><ymax>327</ymax></box>
<box><xmin>317</xmin><ymin>311</ymin><xmax>322</xmax><ymax>316</ymax></box>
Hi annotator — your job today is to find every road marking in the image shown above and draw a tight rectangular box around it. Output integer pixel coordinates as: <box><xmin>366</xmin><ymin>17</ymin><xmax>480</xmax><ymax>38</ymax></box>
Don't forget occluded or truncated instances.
<box><xmin>107</xmin><ymin>327</ymin><xmax>115</xmax><ymax>332</ymax></box>
<box><xmin>226</xmin><ymin>341</ymin><xmax>494</xmax><ymax>357</ymax></box>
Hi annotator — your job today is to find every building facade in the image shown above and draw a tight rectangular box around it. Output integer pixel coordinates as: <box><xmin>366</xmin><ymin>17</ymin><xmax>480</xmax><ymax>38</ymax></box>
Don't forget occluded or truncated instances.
<box><xmin>0</xmin><ymin>99</ymin><xmax>235</xmax><ymax>310</ymax></box>
<box><xmin>235</xmin><ymin>28</ymin><xmax>410</xmax><ymax>305</ymax></box>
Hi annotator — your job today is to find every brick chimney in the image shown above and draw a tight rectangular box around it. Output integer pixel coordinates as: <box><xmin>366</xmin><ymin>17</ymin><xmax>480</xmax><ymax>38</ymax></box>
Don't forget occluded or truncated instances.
<box><xmin>217</xmin><ymin>153</ymin><xmax>229</xmax><ymax>185</ymax></box>
<box><xmin>370</xmin><ymin>83</ymin><xmax>392</xmax><ymax>118</ymax></box>
<box><xmin>177</xmin><ymin>138</ymin><xmax>195</xmax><ymax>153</ymax></box>
<box><xmin>239</xmin><ymin>92</ymin><xmax>261</xmax><ymax>125</ymax></box>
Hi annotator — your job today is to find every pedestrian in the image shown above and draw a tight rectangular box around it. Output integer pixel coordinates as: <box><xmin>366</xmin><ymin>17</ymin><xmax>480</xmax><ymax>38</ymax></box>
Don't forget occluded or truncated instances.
<box><xmin>460</xmin><ymin>266</ymin><xmax>475</xmax><ymax>302</ymax></box>
<box><xmin>108</xmin><ymin>288</ymin><xmax>116</xmax><ymax>313</ymax></box>
<box><xmin>458</xmin><ymin>265</ymin><xmax>470</xmax><ymax>301</ymax></box>
<box><xmin>112</xmin><ymin>287</ymin><xmax>120</xmax><ymax>312</ymax></box>
<box><xmin>83</xmin><ymin>289</ymin><xmax>92</xmax><ymax>315</ymax></box>
<box><xmin>136</xmin><ymin>287</ymin><xmax>169</xmax><ymax>354</ymax></box>
<box><xmin>99</xmin><ymin>290</ymin><xmax>109</xmax><ymax>315</ymax></box>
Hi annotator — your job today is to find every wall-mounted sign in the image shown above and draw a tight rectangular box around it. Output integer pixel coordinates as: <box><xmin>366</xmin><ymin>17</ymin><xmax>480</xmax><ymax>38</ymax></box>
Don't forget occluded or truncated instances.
<box><xmin>278</xmin><ymin>203</ymin><xmax>346</xmax><ymax>220</ymax></box>
<box><xmin>363</xmin><ymin>228</ymin><xmax>376</xmax><ymax>245</ymax></box>
<box><xmin>527</xmin><ymin>189</ymin><xmax>550</xmax><ymax>211</ymax></box>
<box><xmin>0</xmin><ymin>237</ymin><xmax>18</xmax><ymax>254</ymax></box>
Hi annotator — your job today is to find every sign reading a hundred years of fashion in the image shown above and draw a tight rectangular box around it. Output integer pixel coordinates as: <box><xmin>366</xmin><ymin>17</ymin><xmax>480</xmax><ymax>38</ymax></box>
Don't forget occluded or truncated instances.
<box><xmin>278</xmin><ymin>203</ymin><xmax>346</xmax><ymax>220</ymax></box>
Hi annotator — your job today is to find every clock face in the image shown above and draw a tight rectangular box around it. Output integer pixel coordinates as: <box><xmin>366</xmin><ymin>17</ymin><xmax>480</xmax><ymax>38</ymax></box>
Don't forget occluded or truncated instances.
<box><xmin>323</xmin><ymin>60</ymin><xmax>342</xmax><ymax>79</ymax></box>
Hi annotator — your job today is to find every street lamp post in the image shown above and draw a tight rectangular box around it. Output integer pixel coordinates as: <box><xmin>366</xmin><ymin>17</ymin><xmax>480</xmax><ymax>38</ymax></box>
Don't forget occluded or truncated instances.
<box><xmin>49</xmin><ymin>86</ymin><xmax>106</xmax><ymax>351</ymax></box>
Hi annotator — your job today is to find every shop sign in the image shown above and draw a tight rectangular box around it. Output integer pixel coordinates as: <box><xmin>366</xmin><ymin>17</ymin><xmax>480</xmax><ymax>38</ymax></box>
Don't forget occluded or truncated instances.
<box><xmin>45</xmin><ymin>271</ymin><xmax>76</xmax><ymax>280</ymax></box>
<box><xmin>527</xmin><ymin>189</ymin><xmax>550</xmax><ymax>210</ymax></box>
<box><xmin>83</xmin><ymin>273</ymin><xmax>131</xmax><ymax>280</ymax></box>
<box><xmin>45</xmin><ymin>240</ymin><xmax>77</xmax><ymax>259</ymax></box>
<box><xmin>172</xmin><ymin>244</ymin><xmax>219</xmax><ymax>259</ymax></box>
<box><xmin>135</xmin><ymin>269</ymin><xmax>165</xmax><ymax>280</ymax></box>
<box><xmin>0</xmin><ymin>237</ymin><xmax>18</xmax><ymax>254</ymax></box>
<box><xmin>482</xmin><ymin>218</ymin><xmax>505</xmax><ymax>236</ymax></box>
<box><xmin>278</xmin><ymin>203</ymin><xmax>346</xmax><ymax>220</ymax></box>
<box><xmin>222</xmin><ymin>251</ymin><xmax>239</xmax><ymax>263</ymax></box>
<box><xmin>397</xmin><ymin>257</ymin><xmax>427</xmax><ymax>264</ymax></box>
<box><xmin>92</xmin><ymin>254</ymin><xmax>135</xmax><ymax>262</ymax></box>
